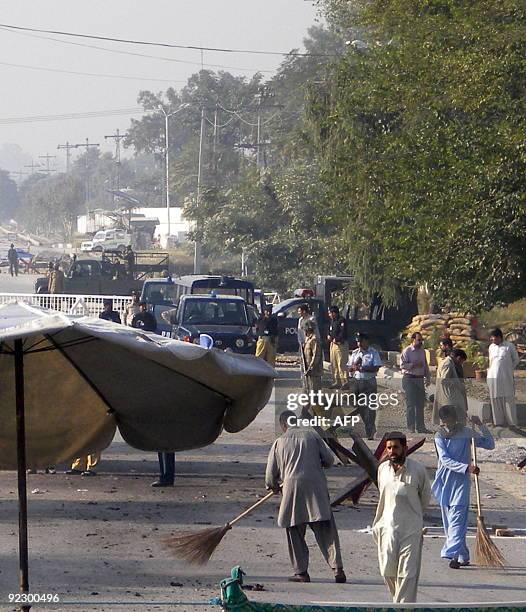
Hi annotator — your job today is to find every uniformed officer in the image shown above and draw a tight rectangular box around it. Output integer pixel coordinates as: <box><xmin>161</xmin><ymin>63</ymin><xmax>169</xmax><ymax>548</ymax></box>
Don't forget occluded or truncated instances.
<box><xmin>327</xmin><ymin>306</ymin><xmax>348</xmax><ymax>389</ymax></box>
<box><xmin>255</xmin><ymin>305</ymin><xmax>278</xmax><ymax>366</ymax></box>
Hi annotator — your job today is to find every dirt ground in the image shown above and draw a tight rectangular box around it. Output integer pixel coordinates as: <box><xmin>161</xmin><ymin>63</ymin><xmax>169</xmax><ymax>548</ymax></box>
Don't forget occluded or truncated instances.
<box><xmin>1</xmin><ymin>367</ymin><xmax>526</xmax><ymax>612</ymax></box>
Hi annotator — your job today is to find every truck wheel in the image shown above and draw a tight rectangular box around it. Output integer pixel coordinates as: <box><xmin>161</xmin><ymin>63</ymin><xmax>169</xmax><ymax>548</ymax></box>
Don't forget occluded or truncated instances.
<box><xmin>92</xmin><ymin>246</ymin><xmax>103</xmax><ymax>253</ymax></box>
<box><xmin>118</xmin><ymin>244</ymin><xmax>126</xmax><ymax>252</ymax></box>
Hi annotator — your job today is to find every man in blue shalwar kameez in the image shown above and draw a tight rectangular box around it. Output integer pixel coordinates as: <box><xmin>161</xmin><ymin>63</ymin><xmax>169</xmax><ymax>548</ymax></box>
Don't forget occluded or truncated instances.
<box><xmin>432</xmin><ymin>405</ymin><xmax>494</xmax><ymax>569</ymax></box>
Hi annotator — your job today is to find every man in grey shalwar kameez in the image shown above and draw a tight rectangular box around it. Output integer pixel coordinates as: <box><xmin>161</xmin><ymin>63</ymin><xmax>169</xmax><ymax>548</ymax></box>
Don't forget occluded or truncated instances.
<box><xmin>265</xmin><ymin>411</ymin><xmax>346</xmax><ymax>583</ymax></box>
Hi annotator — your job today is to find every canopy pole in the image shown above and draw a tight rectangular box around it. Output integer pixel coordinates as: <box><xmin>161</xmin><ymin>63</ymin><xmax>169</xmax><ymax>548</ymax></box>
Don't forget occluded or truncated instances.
<box><xmin>14</xmin><ymin>338</ymin><xmax>30</xmax><ymax>612</ymax></box>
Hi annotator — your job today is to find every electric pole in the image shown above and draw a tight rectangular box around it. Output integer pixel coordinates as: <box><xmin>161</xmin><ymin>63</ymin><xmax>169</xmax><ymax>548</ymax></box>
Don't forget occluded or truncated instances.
<box><xmin>57</xmin><ymin>142</ymin><xmax>76</xmax><ymax>173</ymax></box>
<box><xmin>74</xmin><ymin>139</ymin><xmax>100</xmax><ymax>207</ymax></box>
<box><xmin>194</xmin><ymin>107</ymin><xmax>206</xmax><ymax>274</ymax></box>
<box><xmin>254</xmin><ymin>85</ymin><xmax>277</xmax><ymax>169</ymax></box>
<box><xmin>104</xmin><ymin>129</ymin><xmax>128</xmax><ymax>205</ymax></box>
<box><xmin>24</xmin><ymin>160</ymin><xmax>42</xmax><ymax>174</ymax></box>
<box><xmin>38</xmin><ymin>153</ymin><xmax>56</xmax><ymax>174</ymax></box>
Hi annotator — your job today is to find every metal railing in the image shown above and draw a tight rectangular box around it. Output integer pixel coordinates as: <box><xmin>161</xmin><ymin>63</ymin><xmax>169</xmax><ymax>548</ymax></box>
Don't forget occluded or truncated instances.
<box><xmin>0</xmin><ymin>293</ymin><xmax>133</xmax><ymax>319</ymax></box>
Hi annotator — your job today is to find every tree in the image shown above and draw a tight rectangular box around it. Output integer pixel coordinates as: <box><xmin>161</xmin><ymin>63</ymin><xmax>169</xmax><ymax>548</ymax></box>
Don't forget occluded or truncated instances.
<box><xmin>312</xmin><ymin>0</ymin><xmax>526</xmax><ymax>310</ymax></box>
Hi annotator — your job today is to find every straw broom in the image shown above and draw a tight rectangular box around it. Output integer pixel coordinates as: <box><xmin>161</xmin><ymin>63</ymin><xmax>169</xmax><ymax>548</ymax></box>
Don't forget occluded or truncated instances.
<box><xmin>471</xmin><ymin>439</ymin><xmax>505</xmax><ymax>567</ymax></box>
<box><xmin>165</xmin><ymin>491</ymin><xmax>275</xmax><ymax>565</ymax></box>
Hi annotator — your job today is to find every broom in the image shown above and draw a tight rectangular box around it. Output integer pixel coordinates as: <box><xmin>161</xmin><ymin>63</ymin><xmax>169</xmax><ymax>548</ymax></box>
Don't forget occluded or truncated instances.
<box><xmin>164</xmin><ymin>490</ymin><xmax>275</xmax><ymax>565</ymax></box>
<box><xmin>471</xmin><ymin>439</ymin><xmax>505</xmax><ymax>567</ymax></box>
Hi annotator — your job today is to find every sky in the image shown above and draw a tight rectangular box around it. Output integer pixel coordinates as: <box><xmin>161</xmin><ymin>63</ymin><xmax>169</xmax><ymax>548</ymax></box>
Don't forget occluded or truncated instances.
<box><xmin>0</xmin><ymin>0</ymin><xmax>319</xmax><ymax>176</ymax></box>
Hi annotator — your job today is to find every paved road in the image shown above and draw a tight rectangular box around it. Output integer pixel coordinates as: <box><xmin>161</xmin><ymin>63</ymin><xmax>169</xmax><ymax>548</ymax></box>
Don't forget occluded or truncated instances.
<box><xmin>1</xmin><ymin>367</ymin><xmax>525</xmax><ymax>611</ymax></box>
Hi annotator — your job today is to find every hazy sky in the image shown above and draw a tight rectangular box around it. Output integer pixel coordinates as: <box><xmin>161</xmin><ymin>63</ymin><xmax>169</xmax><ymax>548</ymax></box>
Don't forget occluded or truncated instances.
<box><xmin>0</xmin><ymin>0</ymin><xmax>319</xmax><ymax>174</ymax></box>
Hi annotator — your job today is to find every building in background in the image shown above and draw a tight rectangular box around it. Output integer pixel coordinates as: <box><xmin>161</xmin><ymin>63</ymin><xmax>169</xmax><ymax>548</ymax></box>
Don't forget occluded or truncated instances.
<box><xmin>77</xmin><ymin>207</ymin><xmax>190</xmax><ymax>248</ymax></box>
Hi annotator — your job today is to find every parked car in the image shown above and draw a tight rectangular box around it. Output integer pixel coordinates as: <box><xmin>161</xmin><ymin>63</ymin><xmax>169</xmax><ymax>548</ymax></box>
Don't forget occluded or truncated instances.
<box><xmin>91</xmin><ymin>229</ymin><xmax>132</xmax><ymax>253</ymax></box>
<box><xmin>165</xmin><ymin>294</ymin><xmax>256</xmax><ymax>354</ymax></box>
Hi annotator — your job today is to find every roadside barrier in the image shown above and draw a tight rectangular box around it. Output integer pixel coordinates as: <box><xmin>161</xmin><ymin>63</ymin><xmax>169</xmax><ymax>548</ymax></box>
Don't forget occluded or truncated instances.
<box><xmin>0</xmin><ymin>293</ymin><xmax>133</xmax><ymax>319</ymax></box>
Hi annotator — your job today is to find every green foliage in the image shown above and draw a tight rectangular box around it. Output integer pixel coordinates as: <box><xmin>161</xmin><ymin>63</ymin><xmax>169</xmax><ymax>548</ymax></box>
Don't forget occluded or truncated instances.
<box><xmin>314</xmin><ymin>0</ymin><xmax>526</xmax><ymax>310</ymax></box>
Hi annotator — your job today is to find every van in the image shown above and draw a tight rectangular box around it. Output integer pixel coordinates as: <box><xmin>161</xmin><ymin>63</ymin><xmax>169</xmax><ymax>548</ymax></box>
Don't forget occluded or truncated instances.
<box><xmin>91</xmin><ymin>229</ymin><xmax>131</xmax><ymax>253</ymax></box>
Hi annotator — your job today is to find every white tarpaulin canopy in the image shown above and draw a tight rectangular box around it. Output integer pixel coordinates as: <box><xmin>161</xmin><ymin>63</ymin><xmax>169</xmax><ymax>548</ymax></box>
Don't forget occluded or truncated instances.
<box><xmin>0</xmin><ymin>301</ymin><xmax>275</xmax><ymax>470</ymax></box>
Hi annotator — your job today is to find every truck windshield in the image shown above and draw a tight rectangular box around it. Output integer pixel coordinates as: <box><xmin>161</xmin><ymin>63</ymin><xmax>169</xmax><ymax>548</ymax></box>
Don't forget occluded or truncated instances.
<box><xmin>143</xmin><ymin>283</ymin><xmax>177</xmax><ymax>305</ymax></box>
<box><xmin>182</xmin><ymin>299</ymin><xmax>248</xmax><ymax>326</ymax></box>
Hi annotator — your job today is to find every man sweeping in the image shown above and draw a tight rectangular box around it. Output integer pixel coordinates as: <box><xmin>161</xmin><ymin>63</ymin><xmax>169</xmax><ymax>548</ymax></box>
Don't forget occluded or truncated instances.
<box><xmin>373</xmin><ymin>431</ymin><xmax>431</xmax><ymax>603</ymax></box>
<box><xmin>265</xmin><ymin>410</ymin><xmax>346</xmax><ymax>584</ymax></box>
<box><xmin>432</xmin><ymin>406</ymin><xmax>495</xmax><ymax>569</ymax></box>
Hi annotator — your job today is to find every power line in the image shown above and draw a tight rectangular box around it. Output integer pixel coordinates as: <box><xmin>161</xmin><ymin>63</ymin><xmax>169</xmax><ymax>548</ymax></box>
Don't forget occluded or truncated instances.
<box><xmin>0</xmin><ymin>107</ymin><xmax>142</xmax><ymax>125</ymax></box>
<box><xmin>0</xmin><ymin>26</ymin><xmax>275</xmax><ymax>74</ymax></box>
<box><xmin>0</xmin><ymin>59</ymin><xmax>186</xmax><ymax>83</ymax></box>
<box><xmin>0</xmin><ymin>22</ymin><xmax>333</xmax><ymax>57</ymax></box>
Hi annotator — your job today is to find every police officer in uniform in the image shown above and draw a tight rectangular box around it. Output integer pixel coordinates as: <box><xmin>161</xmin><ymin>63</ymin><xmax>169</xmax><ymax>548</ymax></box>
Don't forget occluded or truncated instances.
<box><xmin>255</xmin><ymin>305</ymin><xmax>278</xmax><ymax>366</ymax></box>
<box><xmin>327</xmin><ymin>306</ymin><xmax>348</xmax><ymax>389</ymax></box>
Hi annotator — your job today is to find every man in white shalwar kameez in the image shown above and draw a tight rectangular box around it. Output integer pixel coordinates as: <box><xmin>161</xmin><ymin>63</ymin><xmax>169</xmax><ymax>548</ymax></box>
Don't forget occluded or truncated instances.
<box><xmin>265</xmin><ymin>411</ymin><xmax>346</xmax><ymax>584</ymax></box>
<box><xmin>487</xmin><ymin>328</ymin><xmax>520</xmax><ymax>426</ymax></box>
<box><xmin>373</xmin><ymin>432</ymin><xmax>431</xmax><ymax>603</ymax></box>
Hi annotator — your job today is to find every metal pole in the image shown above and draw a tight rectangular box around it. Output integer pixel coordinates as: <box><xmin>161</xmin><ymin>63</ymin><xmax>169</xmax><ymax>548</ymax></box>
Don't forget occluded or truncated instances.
<box><xmin>256</xmin><ymin>101</ymin><xmax>261</xmax><ymax>169</ymax></box>
<box><xmin>194</xmin><ymin>108</ymin><xmax>205</xmax><ymax>274</ymax></box>
<box><xmin>14</xmin><ymin>338</ymin><xmax>30</xmax><ymax>612</ymax></box>
<box><xmin>165</xmin><ymin>112</ymin><xmax>171</xmax><ymax>239</ymax></box>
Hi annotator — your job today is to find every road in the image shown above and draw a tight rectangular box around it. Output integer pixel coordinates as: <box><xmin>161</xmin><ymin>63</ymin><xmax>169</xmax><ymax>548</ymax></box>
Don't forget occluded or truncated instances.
<box><xmin>1</xmin><ymin>274</ymin><xmax>525</xmax><ymax>610</ymax></box>
<box><xmin>1</xmin><ymin>365</ymin><xmax>525</xmax><ymax>611</ymax></box>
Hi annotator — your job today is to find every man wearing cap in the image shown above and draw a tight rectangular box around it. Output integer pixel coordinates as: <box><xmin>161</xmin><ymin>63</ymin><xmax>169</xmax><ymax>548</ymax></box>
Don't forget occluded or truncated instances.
<box><xmin>255</xmin><ymin>305</ymin><xmax>278</xmax><ymax>366</ymax></box>
<box><xmin>327</xmin><ymin>306</ymin><xmax>349</xmax><ymax>389</ymax></box>
<box><xmin>373</xmin><ymin>431</ymin><xmax>431</xmax><ymax>603</ymax></box>
<box><xmin>131</xmin><ymin>302</ymin><xmax>158</xmax><ymax>333</ymax></box>
<box><xmin>303</xmin><ymin>321</ymin><xmax>323</xmax><ymax>393</ymax></box>
<box><xmin>297</xmin><ymin>304</ymin><xmax>320</xmax><ymax>389</ymax></box>
<box><xmin>347</xmin><ymin>332</ymin><xmax>382</xmax><ymax>439</ymax></box>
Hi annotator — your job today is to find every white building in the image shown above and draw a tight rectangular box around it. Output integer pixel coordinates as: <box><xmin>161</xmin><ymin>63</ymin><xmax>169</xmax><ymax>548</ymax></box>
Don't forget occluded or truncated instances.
<box><xmin>77</xmin><ymin>207</ymin><xmax>191</xmax><ymax>248</ymax></box>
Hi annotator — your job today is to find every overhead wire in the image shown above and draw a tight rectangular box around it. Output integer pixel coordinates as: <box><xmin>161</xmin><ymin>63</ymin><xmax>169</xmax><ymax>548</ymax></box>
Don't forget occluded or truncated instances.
<box><xmin>0</xmin><ymin>59</ymin><xmax>186</xmax><ymax>83</ymax></box>
<box><xmin>204</xmin><ymin>116</ymin><xmax>236</xmax><ymax>129</ymax></box>
<box><xmin>0</xmin><ymin>22</ymin><xmax>333</xmax><ymax>57</ymax></box>
<box><xmin>0</xmin><ymin>107</ymin><xmax>143</xmax><ymax>125</ymax></box>
<box><xmin>0</xmin><ymin>26</ymin><xmax>274</xmax><ymax>74</ymax></box>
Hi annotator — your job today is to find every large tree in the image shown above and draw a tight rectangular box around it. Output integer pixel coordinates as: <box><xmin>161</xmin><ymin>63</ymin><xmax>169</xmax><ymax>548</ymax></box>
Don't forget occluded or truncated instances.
<box><xmin>313</xmin><ymin>0</ymin><xmax>526</xmax><ymax>310</ymax></box>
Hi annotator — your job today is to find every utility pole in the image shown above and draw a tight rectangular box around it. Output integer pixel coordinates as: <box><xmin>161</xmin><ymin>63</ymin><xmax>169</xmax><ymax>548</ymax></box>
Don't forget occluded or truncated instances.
<box><xmin>194</xmin><ymin>107</ymin><xmax>206</xmax><ymax>274</ymax></box>
<box><xmin>74</xmin><ymin>139</ymin><xmax>100</xmax><ymax>207</ymax></box>
<box><xmin>57</xmin><ymin>142</ymin><xmax>76</xmax><ymax>173</ymax></box>
<box><xmin>157</xmin><ymin>103</ymin><xmax>189</xmax><ymax>242</ymax></box>
<box><xmin>212</xmin><ymin>104</ymin><xmax>219</xmax><ymax>175</ymax></box>
<box><xmin>24</xmin><ymin>160</ymin><xmax>42</xmax><ymax>174</ymax></box>
<box><xmin>38</xmin><ymin>153</ymin><xmax>56</xmax><ymax>174</ymax></box>
<box><xmin>254</xmin><ymin>86</ymin><xmax>278</xmax><ymax>170</ymax></box>
<box><xmin>104</xmin><ymin>129</ymin><xmax>127</xmax><ymax>206</ymax></box>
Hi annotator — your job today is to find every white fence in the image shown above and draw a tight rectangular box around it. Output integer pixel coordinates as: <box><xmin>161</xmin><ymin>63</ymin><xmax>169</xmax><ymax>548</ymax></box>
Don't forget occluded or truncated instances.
<box><xmin>0</xmin><ymin>293</ymin><xmax>133</xmax><ymax>319</ymax></box>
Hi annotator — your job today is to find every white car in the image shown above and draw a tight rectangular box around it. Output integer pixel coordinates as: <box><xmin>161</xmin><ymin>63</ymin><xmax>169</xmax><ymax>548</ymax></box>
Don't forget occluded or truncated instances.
<box><xmin>91</xmin><ymin>229</ymin><xmax>132</xmax><ymax>253</ymax></box>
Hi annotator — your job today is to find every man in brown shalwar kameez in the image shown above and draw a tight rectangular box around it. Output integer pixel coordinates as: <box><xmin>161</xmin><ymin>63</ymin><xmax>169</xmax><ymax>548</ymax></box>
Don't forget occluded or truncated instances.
<box><xmin>265</xmin><ymin>410</ymin><xmax>346</xmax><ymax>583</ymax></box>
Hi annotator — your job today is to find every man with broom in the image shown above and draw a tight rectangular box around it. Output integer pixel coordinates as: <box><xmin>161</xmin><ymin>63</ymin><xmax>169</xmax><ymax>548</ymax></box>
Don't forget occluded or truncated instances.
<box><xmin>265</xmin><ymin>410</ymin><xmax>346</xmax><ymax>584</ymax></box>
<box><xmin>432</xmin><ymin>406</ymin><xmax>495</xmax><ymax>569</ymax></box>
